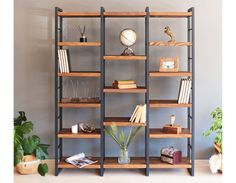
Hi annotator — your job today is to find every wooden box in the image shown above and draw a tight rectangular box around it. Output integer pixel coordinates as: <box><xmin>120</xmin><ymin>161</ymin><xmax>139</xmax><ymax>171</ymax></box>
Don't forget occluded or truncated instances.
<box><xmin>160</xmin><ymin>147</ymin><xmax>182</xmax><ymax>165</ymax></box>
<box><xmin>162</xmin><ymin>124</ymin><xmax>182</xmax><ymax>134</ymax></box>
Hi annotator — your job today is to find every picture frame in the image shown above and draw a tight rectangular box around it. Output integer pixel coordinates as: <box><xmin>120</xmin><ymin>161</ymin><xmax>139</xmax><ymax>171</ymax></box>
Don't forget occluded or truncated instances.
<box><xmin>159</xmin><ymin>57</ymin><xmax>179</xmax><ymax>72</ymax></box>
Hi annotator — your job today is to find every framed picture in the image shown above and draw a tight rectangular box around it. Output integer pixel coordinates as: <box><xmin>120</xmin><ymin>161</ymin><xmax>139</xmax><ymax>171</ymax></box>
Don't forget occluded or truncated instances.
<box><xmin>159</xmin><ymin>57</ymin><xmax>179</xmax><ymax>72</ymax></box>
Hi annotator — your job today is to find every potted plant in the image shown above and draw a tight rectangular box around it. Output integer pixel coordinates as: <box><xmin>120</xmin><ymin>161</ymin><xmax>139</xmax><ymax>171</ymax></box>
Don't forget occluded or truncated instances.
<box><xmin>14</xmin><ymin>111</ymin><xmax>50</xmax><ymax>176</ymax></box>
<box><xmin>105</xmin><ymin>124</ymin><xmax>142</xmax><ymax>164</ymax></box>
<box><xmin>203</xmin><ymin>107</ymin><xmax>222</xmax><ymax>154</ymax></box>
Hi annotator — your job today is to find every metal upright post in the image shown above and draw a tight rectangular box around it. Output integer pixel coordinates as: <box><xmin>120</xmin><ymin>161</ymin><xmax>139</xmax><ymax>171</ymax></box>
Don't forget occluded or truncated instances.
<box><xmin>100</xmin><ymin>6</ymin><xmax>105</xmax><ymax>177</ymax></box>
<box><xmin>145</xmin><ymin>7</ymin><xmax>150</xmax><ymax>176</ymax></box>
<box><xmin>187</xmin><ymin>7</ymin><xmax>195</xmax><ymax>176</ymax></box>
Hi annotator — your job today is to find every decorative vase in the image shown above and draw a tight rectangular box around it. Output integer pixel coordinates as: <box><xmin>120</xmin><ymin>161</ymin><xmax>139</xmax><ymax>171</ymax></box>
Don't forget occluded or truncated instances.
<box><xmin>118</xmin><ymin>149</ymin><xmax>130</xmax><ymax>164</ymax></box>
<box><xmin>16</xmin><ymin>155</ymin><xmax>40</xmax><ymax>175</ymax></box>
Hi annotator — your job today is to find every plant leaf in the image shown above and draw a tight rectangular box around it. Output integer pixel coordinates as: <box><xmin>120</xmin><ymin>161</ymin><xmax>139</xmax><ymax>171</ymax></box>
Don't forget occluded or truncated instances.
<box><xmin>14</xmin><ymin>111</ymin><xmax>27</xmax><ymax>126</ymax></box>
<box><xmin>35</xmin><ymin>144</ymin><xmax>50</xmax><ymax>160</ymax></box>
<box><xmin>126</xmin><ymin>127</ymin><xmax>142</xmax><ymax>148</ymax></box>
<box><xmin>22</xmin><ymin>136</ymin><xmax>40</xmax><ymax>155</ymax></box>
<box><xmin>14</xmin><ymin>144</ymin><xmax>24</xmax><ymax>166</ymax></box>
<box><xmin>38</xmin><ymin>163</ymin><xmax>48</xmax><ymax>176</ymax></box>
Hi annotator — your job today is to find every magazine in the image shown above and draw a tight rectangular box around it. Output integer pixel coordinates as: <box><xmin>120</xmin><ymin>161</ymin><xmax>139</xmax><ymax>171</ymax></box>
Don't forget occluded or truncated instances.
<box><xmin>65</xmin><ymin>153</ymin><xmax>97</xmax><ymax>168</ymax></box>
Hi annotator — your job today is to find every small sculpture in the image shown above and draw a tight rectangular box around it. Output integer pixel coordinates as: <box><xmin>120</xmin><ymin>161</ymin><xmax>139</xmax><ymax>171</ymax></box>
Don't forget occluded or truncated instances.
<box><xmin>120</xmin><ymin>28</ymin><xmax>137</xmax><ymax>56</ymax></box>
<box><xmin>170</xmin><ymin>115</ymin><xmax>176</xmax><ymax>126</ymax></box>
<box><xmin>79</xmin><ymin>26</ymin><xmax>87</xmax><ymax>42</ymax></box>
<box><xmin>79</xmin><ymin>123</ymin><xmax>95</xmax><ymax>133</ymax></box>
<box><xmin>164</xmin><ymin>26</ymin><xmax>175</xmax><ymax>42</ymax></box>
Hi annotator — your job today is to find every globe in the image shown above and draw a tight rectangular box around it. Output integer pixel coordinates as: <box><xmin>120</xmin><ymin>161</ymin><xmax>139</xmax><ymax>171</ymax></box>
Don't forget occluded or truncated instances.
<box><xmin>119</xmin><ymin>28</ymin><xmax>137</xmax><ymax>55</ymax></box>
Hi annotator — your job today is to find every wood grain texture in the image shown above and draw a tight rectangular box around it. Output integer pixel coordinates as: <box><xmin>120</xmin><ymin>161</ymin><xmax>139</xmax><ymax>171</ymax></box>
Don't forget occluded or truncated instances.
<box><xmin>104</xmin><ymin>12</ymin><xmax>146</xmax><ymax>17</ymax></box>
<box><xmin>58</xmin><ymin>71</ymin><xmax>101</xmax><ymax>77</ymax></box>
<box><xmin>104</xmin><ymin>87</ymin><xmax>147</xmax><ymax>93</ymax></box>
<box><xmin>150</xmin><ymin>157</ymin><xmax>191</xmax><ymax>168</ymax></box>
<box><xmin>104</xmin><ymin>157</ymin><xmax>146</xmax><ymax>168</ymax></box>
<box><xmin>149</xmin><ymin>128</ymin><xmax>192</xmax><ymax>138</ymax></box>
<box><xmin>58</xmin><ymin>157</ymin><xmax>100</xmax><ymax>169</ymax></box>
<box><xmin>58</xmin><ymin>12</ymin><xmax>100</xmax><ymax>17</ymax></box>
<box><xmin>150</xmin><ymin>71</ymin><xmax>192</xmax><ymax>77</ymax></box>
<box><xmin>58</xmin><ymin>42</ymin><xmax>101</xmax><ymax>47</ymax></box>
<box><xmin>104</xmin><ymin>117</ymin><xmax>146</xmax><ymax>127</ymax></box>
<box><xmin>58</xmin><ymin>102</ymin><xmax>100</xmax><ymax>108</ymax></box>
<box><xmin>104</xmin><ymin>55</ymin><xmax>146</xmax><ymax>60</ymax></box>
<box><xmin>149</xmin><ymin>100</ymin><xmax>192</xmax><ymax>108</ymax></box>
<box><xmin>58</xmin><ymin>128</ymin><xmax>101</xmax><ymax>139</ymax></box>
<box><xmin>150</xmin><ymin>12</ymin><xmax>192</xmax><ymax>17</ymax></box>
<box><xmin>149</xmin><ymin>41</ymin><xmax>192</xmax><ymax>46</ymax></box>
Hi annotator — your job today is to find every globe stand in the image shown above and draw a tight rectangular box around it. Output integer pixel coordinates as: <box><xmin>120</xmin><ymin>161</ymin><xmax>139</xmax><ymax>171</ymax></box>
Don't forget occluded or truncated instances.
<box><xmin>121</xmin><ymin>47</ymin><xmax>135</xmax><ymax>56</ymax></box>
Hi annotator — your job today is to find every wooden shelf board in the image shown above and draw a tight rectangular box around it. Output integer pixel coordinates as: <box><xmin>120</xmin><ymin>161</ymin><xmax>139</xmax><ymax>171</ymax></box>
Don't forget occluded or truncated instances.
<box><xmin>58</xmin><ymin>42</ymin><xmax>101</xmax><ymax>47</ymax></box>
<box><xmin>58</xmin><ymin>71</ymin><xmax>101</xmax><ymax>77</ymax></box>
<box><xmin>150</xmin><ymin>100</ymin><xmax>192</xmax><ymax>108</ymax></box>
<box><xmin>149</xmin><ymin>41</ymin><xmax>192</xmax><ymax>46</ymax></box>
<box><xmin>58</xmin><ymin>128</ymin><xmax>101</xmax><ymax>139</ymax></box>
<box><xmin>150</xmin><ymin>71</ymin><xmax>192</xmax><ymax>77</ymax></box>
<box><xmin>150</xmin><ymin>157</ymin><xmax>191</xmax><ymax>169</ymax></box>
<box><xmin>104</xmin><ymin>157</ymin><xmax>146</xmax><ymax>168</ymax></box>
<box><xmin>104</xmin><ymin>55</ymin><xmax>146</xmax><ymax>60</ymax></box>
<box><xmin>104</xmin><ymin>87</ymin><xmax>147</xmax><ymax>93</ymax></box>
<box><xmin>104</xmin><ymin>117</ymin><xmax>146</xmax><ymax>127</ymax></box>
<box><xmin>58</xmin><ymin>102</ymin><xmax>100</xmax><ymax>108</ymax></box>
<box><xmin>104</xmin><ymin>12</ymin><xmax>146</xmax><ymax>17</ymax></box>
<box><xmin>150</xmin><ymin>12</ymin><xmax>192</xmax><ymax>17</ymax></box>
<box><xmin>58</xmin><ymin>12</ymin><xmax>100</xmax><ymax>17</ymax></box>
<box><xmin>149</xmin><ymin>128</ymin><xmax>191</xmax><ymax>138</ymax></box>
<box><xmin>58</xmin><ymin>157</ymin><xmax>100</xmax><ymax>169</ymax></box>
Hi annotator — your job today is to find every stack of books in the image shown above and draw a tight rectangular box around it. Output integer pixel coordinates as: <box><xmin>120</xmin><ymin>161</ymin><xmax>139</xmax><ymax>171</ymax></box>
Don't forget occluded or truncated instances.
<box><xmin>178</xmin><ymin>78</ymin><xmax>192</xmax><ymax>104</ymax></box>
<box><xmin>58</xmin><ymin>49</ymin><xmax>70</xmax><ymax>73</ymax></box>
<box><xmin>113</xmin><ymin>80</ymin><xmax>137</xmax><ymax>89</ymax></box>
<box><xmin>129</xmin><ymin>104</ymin><xmax>146</xmax><ymax>123</ymax></box>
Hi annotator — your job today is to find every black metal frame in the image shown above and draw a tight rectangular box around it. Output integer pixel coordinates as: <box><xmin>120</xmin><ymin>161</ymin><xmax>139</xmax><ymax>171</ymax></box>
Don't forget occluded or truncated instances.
<box><xmin>54</xmin><ymin>6</ymin><xmax>195</xmax><ymax>177</ymax></box>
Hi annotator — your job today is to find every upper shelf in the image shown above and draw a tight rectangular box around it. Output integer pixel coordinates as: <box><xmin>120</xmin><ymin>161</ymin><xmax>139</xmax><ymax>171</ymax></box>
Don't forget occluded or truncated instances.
<box><xmin>104</xmin><ymin>55</ymin><xmax>146</xmax><ymax>61</ymax></box>
<box><xmin>150</xmin><ymin>100</ymin><xmax>192</xmax><ymax>108</ymax></box>
<box><xmin>104</xmin><ymin>12</ymin><xmax>146</xmax><ymax>17</ymax></box>
<box><xmin>149</xmin><ymin>41</ymin><xmax>192</xmax><ymax>46</ymax></box>
<box><xmin>58</xmin><ymin>128</ymin><xmax>101</xmax><ymax>139</ymax></box>
<box><xmin>58</xmin><ymin>71</ymin><xmax>101</xmax><ymax>77</ymax></box>
<box><xmin>59</xmin><ymin>102</ymin><xmax>101</xmax><ymax>108</ymax></box>
<box><xmin>150</xmin><ymin>71</ymin><xmax>192</xmax><ymax>77</ymax></box>
<box><xmin>58</xmin><ymin>12</ymin><xmax>100</xmax><ymax>17</ymax></box>
<box><xmin>58</xmin><ymin>42</ymin><xmax>100</xmax><ymax>47</ymax></box>
<box><xmin>150</xmin><ymin>12</ymin><xmax>192</xmax><ymax>18</ymax></box>
<box><xmin>104</xmin><ymin>87</ymin><xmax>147</xmax><ymax>93</ymax></box>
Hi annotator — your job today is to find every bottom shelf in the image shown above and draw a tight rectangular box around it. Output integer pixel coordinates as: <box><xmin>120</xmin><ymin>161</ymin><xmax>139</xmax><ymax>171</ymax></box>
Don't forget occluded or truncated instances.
<box><xmin>104</xmin><ymin>157</ymin><xmax>146</xmax><ymax>169</ymax></box>
<box><xmin>58</xmin><ymin>157</ymin><xmax>101</xmax><ymax>169</ymax></box>
<box><xmin>150</xmin><ymin>157</ymin><xmax>191</xmax><ymax>169</ymax></box>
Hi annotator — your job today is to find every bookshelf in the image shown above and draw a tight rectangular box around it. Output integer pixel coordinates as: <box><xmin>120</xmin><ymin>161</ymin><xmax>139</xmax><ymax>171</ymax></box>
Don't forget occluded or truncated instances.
<box><xmin>55</xmin><ymin>6</ymin><xmax>195</xmax><ymax>177</ymax></box>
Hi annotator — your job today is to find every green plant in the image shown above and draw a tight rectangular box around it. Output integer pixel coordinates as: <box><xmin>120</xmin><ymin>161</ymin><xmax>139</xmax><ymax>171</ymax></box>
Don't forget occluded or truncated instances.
<box><xmin>105</xmin><ymin>124</ymin><xmax>142</xmax><ymax>154</ymax></box>
<box><xmin>14</xmin><ymin>111</ymin><xmax>50</xmax><ymax>176</ymax></box>
<box><xmin>203</xmin><ymin>107</ymin><xmax>222</xmax><ymax>153</ymax></box>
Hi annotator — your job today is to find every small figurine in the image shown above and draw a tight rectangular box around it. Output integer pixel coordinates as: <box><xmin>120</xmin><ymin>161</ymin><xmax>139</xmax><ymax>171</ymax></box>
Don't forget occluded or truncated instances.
<box><xmin>79</xmin><ymin>26</ymin><xmax>87</xmax><ymax>42</ymax></box>
<box><xmin>170</xmin><ymin>115</ymin><xmax>176</xmax><ymax>126</ymax></box>
<box><xmin>164</xmin><ymin>26</ymin><xmax>175</xmax><ymax>42</ymax></box>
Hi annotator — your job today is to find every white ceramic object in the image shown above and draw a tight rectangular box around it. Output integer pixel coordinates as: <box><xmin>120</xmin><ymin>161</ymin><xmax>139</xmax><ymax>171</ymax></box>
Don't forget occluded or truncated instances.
<box><xmin>71</xmin><ymin>124</ymin><xmax>78</xmax><ymax>133</ymax></box>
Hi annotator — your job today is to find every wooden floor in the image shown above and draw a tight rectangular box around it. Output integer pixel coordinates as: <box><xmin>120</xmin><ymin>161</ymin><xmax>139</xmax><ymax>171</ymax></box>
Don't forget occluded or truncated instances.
<box><xmin>14</xmin><ymin>160</ymin><xmax>222</xmax><ymax>183</ymax></box>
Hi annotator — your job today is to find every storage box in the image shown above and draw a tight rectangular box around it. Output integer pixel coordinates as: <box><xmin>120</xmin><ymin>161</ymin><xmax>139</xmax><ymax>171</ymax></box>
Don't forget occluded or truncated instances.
<box><xmin>162</xmin><ymin>124</ymin><xmax>182</xmax><ymax>134</ymax></box>
<box><xmin>160</xmin><ymin>147</ymin><xmax>182</xmax><ymax>164</ymax></box>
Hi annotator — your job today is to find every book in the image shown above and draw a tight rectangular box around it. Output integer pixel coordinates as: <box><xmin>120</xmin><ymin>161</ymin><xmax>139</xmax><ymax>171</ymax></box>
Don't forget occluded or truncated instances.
<box><xmin>65</xmin><ymin>153</ymin><xmax>97</xmax><ymax>168</ymax></box>
<box><xmin>184</xmin><ymin>79</ymin><xmax>192</xmax><ymax>103</ymax></box>
<box><xmin>117</xmin><ymin>83</ymin><xmax>137</xmax><ymax>89</ymax></box>
<box><xmin>177</xmin><ymin>79</ymin><xmax>183</xmax><ymax>104</ymax></box>
<box><xmin>129</xmin><ymin>104</ymin><xmax>146</xmax><ymax>123</ymax></box>
<box><xmin>114</xmin><ymin>80</ymin><xmax>135</xmax><ymax>85</ymax></box>
<box><xmin>178</xmin><ymin>79</ymin><xmax>185</xmax><ymax>104</ymax></box>
<box><xmin>130</xmin><ymin>105</ymin><xmax>139</xmax><ymax>122</ymax></box>
<box><xmin>140</xmin><ymin>104</ymin><xmax>146</xmax><ymax>123</ymax></box>
<box><xmin>58</xmin><ymin>49</ymin><xmax>70</xmax><ymax>73</ymax></box>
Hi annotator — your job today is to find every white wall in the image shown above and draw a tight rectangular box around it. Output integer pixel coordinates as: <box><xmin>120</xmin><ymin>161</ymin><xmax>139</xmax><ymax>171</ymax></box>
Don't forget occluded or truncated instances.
<box><xmin>14</xmin><ymin>0</ymin><xmax>222</xmax><ymax>159</ymax></box>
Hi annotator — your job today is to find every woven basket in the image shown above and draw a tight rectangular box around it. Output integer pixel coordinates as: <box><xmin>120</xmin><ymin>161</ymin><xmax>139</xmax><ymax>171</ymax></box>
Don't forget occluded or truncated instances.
<box><xmin>16</xmin><ymin>155</ymin><xmax>40</xmax><ymax>175</ymax></box>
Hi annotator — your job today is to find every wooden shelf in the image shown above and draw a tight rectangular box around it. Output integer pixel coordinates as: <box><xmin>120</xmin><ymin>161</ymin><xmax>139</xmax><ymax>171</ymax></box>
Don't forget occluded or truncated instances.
<box><xmin>58</xmin><ymin>42</ymin><xmax>101</xmax><ymax>47</ymax></box>
<box><xmin>149</xmin><ymin>41</ymin><xmax>192</xmax><ymax>46</ymax></box>
<box><xmin>150</xmin><ymin>100</ymin><xmax>192</xmax><ymax>108</ymax></box>
<box><xmin>149</xmin><ymin>128</ymin><xmax>191</xmax><ymax>138</ymax></box>
<box><xmin>104</xmin><ymin>12</ymin><xmax>146</xmax><ymax>17</ymax></box>
<box><xmin>104</xmin><ymin>87</ymin><xmax>147</xmax><ymax>93</ymax></box>
<box><xmin>104</xmin><ymin>157</ymin><xmax>146</xmax><ymax>168</ymax></box>
<box><xmin>58</xmin><ymin>128</ymin><xmax>101</xmax><ymax>139</ymax></box>
<box><xmin>150</xmin><ymin>12</ymin><xmax>192</xmax><ymax>18</ymax></box>
<box><xmin>104</xmin><ymin>55</ymin><xmax>146</xmax><ymax>61</ymax></box>
<box><xmin>104</xmin><ymin>117</ymin><xmax>146</xmax><ymax>127</ymax></box>
<box><xmin>58</xmin><ymin>12</ymin><xmax>100</xmax><ymax>17</ymax></box>
<box><xmin>150</xmin><ymin>157</ymin><xmax>191</xmax><ymax>169</ymax></box>
<box><xmin>58</xmin><ymin>102</ymin><xmax>100</xmax><ymax>108</ymax></box>
<box><xmin>58</xmin><ymin>157</ymin><xmax>100</xmax><ymax>169</ymax></box>
<box><xmin>150</xmin><ymin>71</ymin><xmax>192</xmax><ymax>77</ymax></box>
<box><xmin>58</xmin><ymin>71</ymin><xmax>101</xmax><ymax>77</ymax></box>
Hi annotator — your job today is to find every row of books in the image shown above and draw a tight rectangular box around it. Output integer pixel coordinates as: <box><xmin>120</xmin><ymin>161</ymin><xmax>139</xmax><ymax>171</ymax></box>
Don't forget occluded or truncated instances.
<box><xmin>178</xmin><ymin>78</ymin><xmax>192</xmax><ymax>104</ymax></box>
<box><xmin>113</xmin><ymin>80</ymin><xmax>137</xmax><ymax>89</ymax></box>
<box><xmin>58</xmin><ymin>49</ymin><xmax>70</xmax><ymax>73</ymax></box>
<box><xmin>129</xmin><ymin>104</ymin><xmax>146</xmax><ymax>123</ymax></box>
